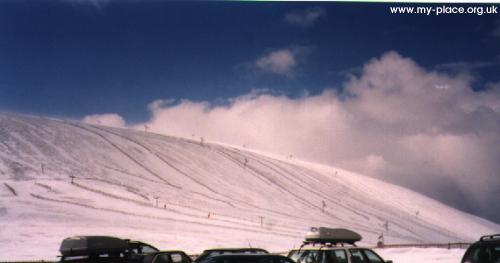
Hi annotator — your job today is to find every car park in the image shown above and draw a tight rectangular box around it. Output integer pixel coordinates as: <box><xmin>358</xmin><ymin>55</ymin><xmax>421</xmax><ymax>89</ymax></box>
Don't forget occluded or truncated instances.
<box><xmin>287</xmin><ymin>227</ymin><xmax>392</xmax><ymax>263</ymax></box>
<box><xmin>202</xmin><ymin>254</ymin><xmax>294</xmax><ymax>263</ymax></box>
<box><xmin>461</xmin><ymin>234</ymin><xmax>500</xmax><ymax>263</ymax></box>
<box><xmin>194</xmin><ymin>248</ymin><xmax>269</xmax><ymax>263</ymax></box>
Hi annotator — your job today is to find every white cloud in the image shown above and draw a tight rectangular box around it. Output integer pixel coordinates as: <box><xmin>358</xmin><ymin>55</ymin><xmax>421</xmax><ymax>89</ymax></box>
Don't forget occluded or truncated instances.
<box><xmin>82</xmin><ymin>113</ymin><xmax>126</xmax><ymax>128</ymax></box>
<box><xmin>284</xmin><ymin>7</ymin><xmax>326</xmax><ymax>28</ymax></box>
<box><xmin>253</xmin><ymin>46</ymin><xmax>311</xmax><ymax>76</ymax></box>
<box><xmin>124</xmin><ymin>51</ymin><xmax>500</xmax><ymax>222</ymax></box>
<box><xmin>255</xmin><ymin>49</ymin><xmax>297</xmax><ymax>76</ymax></box>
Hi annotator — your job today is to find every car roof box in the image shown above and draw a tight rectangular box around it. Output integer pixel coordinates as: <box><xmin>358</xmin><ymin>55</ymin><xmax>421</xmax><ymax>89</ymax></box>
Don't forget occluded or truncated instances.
<box><xmin>305</xmin><ymin>227</ymin><xmax>362</xmax><ymax>244</ymax></box>
<box><xmin>59</xmin><ymin>236</ymin><xmax>129</xmax><ymax>256</ymax></box>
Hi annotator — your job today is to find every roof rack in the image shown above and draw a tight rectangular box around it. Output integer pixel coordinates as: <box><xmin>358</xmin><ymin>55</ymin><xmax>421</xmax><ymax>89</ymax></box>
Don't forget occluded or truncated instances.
<box><xmin>480</xmin><ymin>234</ymin><xmax>500</xmax><ymax>242</ymax></box>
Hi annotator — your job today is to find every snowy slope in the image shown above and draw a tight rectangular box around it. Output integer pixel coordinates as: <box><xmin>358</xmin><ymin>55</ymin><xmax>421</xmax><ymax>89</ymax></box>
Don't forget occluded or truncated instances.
<box><xmin>375</xmin><ymin>248</ymin><xmax>466</xmax><ymax>263</ymax></box>
<box><xmin>0</xmin><ymin>113</ymin><xmax>498</xmax><ymax>260</ymax></box>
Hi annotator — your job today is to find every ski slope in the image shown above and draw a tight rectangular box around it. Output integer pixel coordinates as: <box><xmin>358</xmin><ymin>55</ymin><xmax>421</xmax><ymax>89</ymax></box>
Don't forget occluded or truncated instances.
<box><xmin>375</xmin><ymin>248</ymin><xmax>466</xmax><ymax>263</ymax></box>
<box><xmin>0</xmin><ymin>113</ymin><xmax>498</xmax><ymax>260</ymax></box>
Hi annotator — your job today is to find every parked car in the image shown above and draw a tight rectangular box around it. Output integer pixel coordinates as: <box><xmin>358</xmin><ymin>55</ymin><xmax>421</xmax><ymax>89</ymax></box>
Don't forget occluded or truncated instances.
<box><xmin>59</xmin><ymin>236</ymin><xmax>159</xmax><ymax>263</ymax></box>
<box><xmin>202</xmin><ymin>254</ymin><xmax>294</xmax><ymax>263</ymax></box>
<box><xmin>287</xmin><ymin>227</ymin><xmax>392</xmax><ymax>263</ymax></box>
<box><xmin>194</xmin><ymin>248</ymin><xmax>269</xmax><ymax>263</ymax></box>
<box><xmin>461</xmin><ymin>234</ymin><xmax>500</xmax><ymax>263</ymax></box>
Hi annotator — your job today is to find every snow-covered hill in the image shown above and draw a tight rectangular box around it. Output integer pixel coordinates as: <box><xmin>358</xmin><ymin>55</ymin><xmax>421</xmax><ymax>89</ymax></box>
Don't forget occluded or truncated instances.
<box><xmin>0</xmin><ymin>113</ymin><xmax>498</xmax><ymax>260</ymax></box>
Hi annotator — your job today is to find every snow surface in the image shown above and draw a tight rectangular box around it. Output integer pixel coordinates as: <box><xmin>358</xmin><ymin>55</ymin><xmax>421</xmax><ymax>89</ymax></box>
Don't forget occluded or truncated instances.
<box><xmin>375</xmin><ymin>248</ymin><xmax>466</xmax><ymax>263</ymax></box>
<box><xmin>0</xmin><ymin>113</ymin><xmax>498</xmax><ymax>261</ymax></box>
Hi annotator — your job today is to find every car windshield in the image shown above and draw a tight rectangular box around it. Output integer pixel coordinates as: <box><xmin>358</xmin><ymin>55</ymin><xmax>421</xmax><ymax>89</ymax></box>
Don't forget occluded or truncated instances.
<box><xmin>463</xmin><ymin>245</ymin><xmax>500</xmax><ymax>263</ymax></box>
<box><xmin>141</xmin><ymin>245</ymin><xmax>160</xmax><ymax>253</ymax></box>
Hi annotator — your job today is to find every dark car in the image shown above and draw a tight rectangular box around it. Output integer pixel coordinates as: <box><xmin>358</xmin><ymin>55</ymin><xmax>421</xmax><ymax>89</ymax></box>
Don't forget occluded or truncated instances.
<box><xmin>202</xmin><ymin>254</ymin><xmax>294</xmax><ymax>263</ymax></box>
<box><xmin>194</xmin><ymin>248</ymin><xmax>269</xmax><ymax>263</ymax></box>
<box><xmin>461</xmin><ymin>234</ymin><xmax>500</xmax><ymax>263</ymax></box>
<box><xmin>59</xmin><ymin>236</ymin><xmax>159</xmax><ymax>263</ymax></box>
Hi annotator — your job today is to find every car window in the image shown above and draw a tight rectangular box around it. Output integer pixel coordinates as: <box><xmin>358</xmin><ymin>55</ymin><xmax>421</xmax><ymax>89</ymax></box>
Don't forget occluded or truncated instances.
<box><xmin>154</xmin><ymin>254</ymin><xmax>172</xmax><ymax>263</ymax></box>
<box><xmin>361</xmin><ymin>250</ymin><xmax>383</xmax><ymax>263</ymax></box>
<box><xmin>320</xmin><ymin>250</ymin><xmax>347</xmax><ymax>263</ymax></box>
<box><xmin>171</xmin><ymin>253</ymin><xmax>191</xmax><ymax>263</ymax></box>
<box><xmin>289</xmin><ymin>250</ymin><xmax>319</xmax><ymax>263</ymax></box>
<box><xmin>348</xmin><ymin>250</ymin><xmax>367</xmax><ymax>263</ymax></box>
<box><xmin>288</xmin><ymin>251</ymin><xmax>301</xmax><ymax>262</ymax></box>
<box><xmin>171</xmin><ymin>254</ymin><xmax>184</xmax><ymax>263</ymax></box>
<box><xmin>142</xmin><ymin>245</ymin><xmax>159</xmax><ymax>253</ymax></box>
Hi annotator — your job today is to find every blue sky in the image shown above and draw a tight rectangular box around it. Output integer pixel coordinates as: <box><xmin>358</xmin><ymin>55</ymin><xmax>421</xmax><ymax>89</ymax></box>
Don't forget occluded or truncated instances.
<box><xmin>1</xmin><ymin>1</ymin><xmax>499</xmax><ymax>122</ymax></box>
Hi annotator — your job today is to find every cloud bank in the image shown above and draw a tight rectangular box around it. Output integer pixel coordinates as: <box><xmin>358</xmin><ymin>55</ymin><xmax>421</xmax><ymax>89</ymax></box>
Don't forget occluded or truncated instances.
<box><xmin>85</xmin><ymin>51</ymin><xmax>500</xmax><ymax>223</ymax></box>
